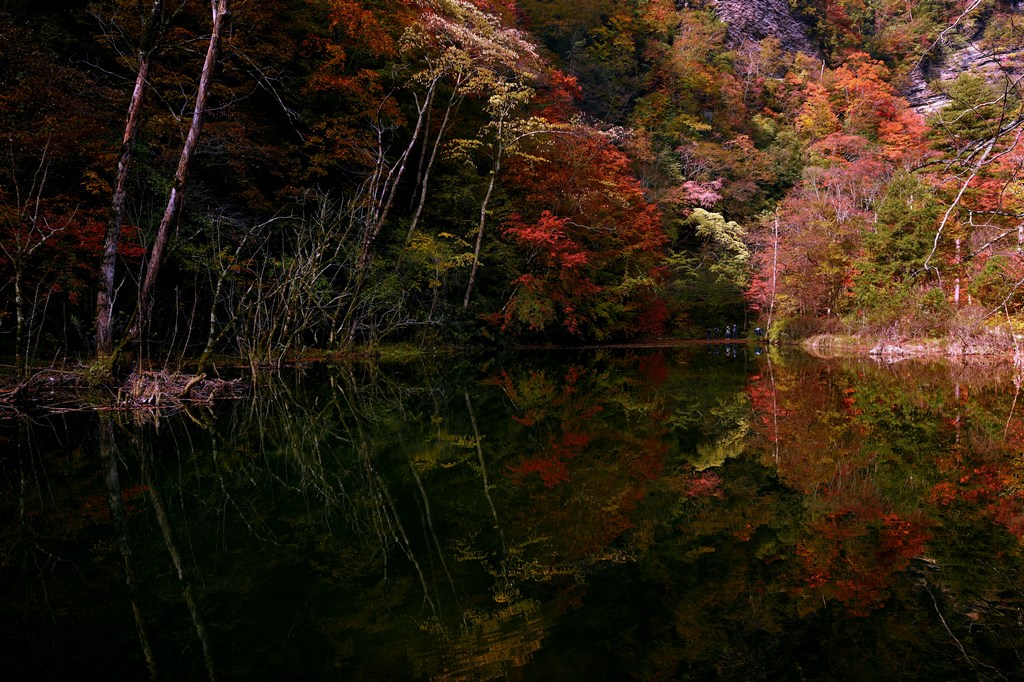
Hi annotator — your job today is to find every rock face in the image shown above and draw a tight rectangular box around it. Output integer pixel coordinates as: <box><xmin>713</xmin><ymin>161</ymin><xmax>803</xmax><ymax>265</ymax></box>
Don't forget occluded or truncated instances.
<box><xmin>900</xmin><ymin>6</ymin><xmax>1024</xmax><ymax>114</ymax></box>
<box><xmin>904</xmin><ymin>39</ymin><xmax>1024</xmax><ymax>115</ymax></box>
<box><xmin>710</xmin><ymin>0</ymin><xmax>819</xmax><ymax>57</ymax></box>
<box><xmin>710</xmin><ymin>0</ymin><xmax>1023</xmax><ymax>116</ymax></box>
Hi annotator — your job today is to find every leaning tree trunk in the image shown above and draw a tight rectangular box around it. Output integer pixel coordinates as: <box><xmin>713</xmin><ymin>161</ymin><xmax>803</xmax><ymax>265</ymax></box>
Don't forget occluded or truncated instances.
<box><xmin>95</xmin><ymin>0</ymin><xmax>167</xmax><ymax>357</ymax></box>
<box><xmin>462</xmin><ymin>153</ymin><xmax>501</xmax><ymax>310</ymax></box>
<box><xmin>131</xmin><ymin>0</ymin><xmax>229</xmax><ymax>347</ymax></box>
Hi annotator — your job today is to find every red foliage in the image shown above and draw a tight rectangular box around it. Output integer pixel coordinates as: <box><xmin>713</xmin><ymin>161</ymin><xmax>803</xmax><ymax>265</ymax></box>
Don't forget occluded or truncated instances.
<box><xmin>504</xmin><ymin>211</ymin><xmax>590</xmax><ymax>270</ymax></box>
<box><xmin>499</xmin><ymin>131</ymin><xmax>668</xmax><ymax>338</ymax></box>
<box><xmin>637</xmin><ymin>352</ymin><xmax>669</xmax><ymax>386</ymax></box>
<box><xmin>507</xmin><ymin>455</ymin><xmax>571</xmax><ymax>488</ymax></box>
<box><xmin>534</xmin><ymin>70</ymin><xmax>583</xmax><ymax>123</ymax></box>
<box><xmin>302</xmin><ymin>0</ymin><xmax>418</xmax><ymax>170</ymax></box>
<box><xmin>685</xmin><ymin>470</ymin><xmax>724</xmax><ymax>499</ymax></box>
<box><xmin>745</xmin><ymin>373</ymin><xmax>791</xmax><ymax>443</ymax></box>
<box><xmin>793</xmin><ymin>508</ymin><xmax>930</xmax><ymax>616</ymax></box>
<box><xmin>497</xmin><ymin>356</ymin><xmax>668</xmax><ymax>565</ymax></box>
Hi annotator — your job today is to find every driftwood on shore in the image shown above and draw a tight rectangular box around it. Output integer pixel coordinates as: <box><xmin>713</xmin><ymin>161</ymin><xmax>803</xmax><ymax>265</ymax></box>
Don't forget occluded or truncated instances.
<box><xmin>121</xmin><ymin>370</ymin><xmax>244</xmax><ymax>407</ymax></box>
<box><xmin>0</xmin><ymin>368</ymin><xmax>245</xmax><ymax>413</ymax></box>
<box><xmin>0</xmin><ymin>369</ymin><xmax>88</xmax><ymax>406</ymax></box>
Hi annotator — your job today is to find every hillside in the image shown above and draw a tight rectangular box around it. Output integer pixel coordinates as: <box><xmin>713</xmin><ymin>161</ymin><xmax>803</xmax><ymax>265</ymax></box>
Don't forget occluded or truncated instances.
<box><xmin>1</xmin><ymin>0</ymin><xmax>1023</xmax><ymax>373</ymax></box>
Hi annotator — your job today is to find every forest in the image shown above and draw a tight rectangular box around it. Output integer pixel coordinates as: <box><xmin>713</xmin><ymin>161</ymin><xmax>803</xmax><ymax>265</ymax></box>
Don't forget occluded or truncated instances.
<box><xmin>2</xmin><ymin>0</ymin><xmax>1023</xmax><ymax>377</ymax></box>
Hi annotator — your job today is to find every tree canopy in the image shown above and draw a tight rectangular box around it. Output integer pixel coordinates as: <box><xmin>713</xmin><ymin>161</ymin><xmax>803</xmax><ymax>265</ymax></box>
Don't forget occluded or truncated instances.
<box><xmin>2</xmin><ymin>0</ymin><xmax>1024</xmax><ymax>368</ymax></box>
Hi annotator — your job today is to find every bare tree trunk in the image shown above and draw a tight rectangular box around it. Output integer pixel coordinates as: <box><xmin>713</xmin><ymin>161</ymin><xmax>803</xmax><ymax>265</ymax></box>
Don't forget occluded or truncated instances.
<box><xmin>406</xmin><ymin>86</ymin><xmax>462</xmax><ymax>244</ymax></box>
<box><xmin>196</xmin><ymin>234</ymin><xmax>252</xmax><ymax>374</ymax></box>
<box><xmin>464</xmin><ymin>390</ymin><xmax>506</xmax><ymax>553</ymax></box>
<box><xmin>767</xmin><ymin>214</ymin><xmax>780</xmax><ymax>335</ymax></box>
<box><xmin>100</xmin><ymin>417</ymin><xmax>158</xmax><ymax>678</ymax></box>
<box><xmin>132</xmin><ymin>0</ymin><xmax>229</xmax><ymax>347</ymax></box>
<box><xmin>356</xmin><ymin>82</ymin><xmax>436</xmax><ymax>272</ymax></box>
<box><xmin>461</xmin><ymin>117</ymin><xmax>557</xmax><ymax>310</ymax></box>
<box><xmin>142</xmin><ymin>448</ymin><xmax>218</xmax><ymax>681</ymax></box>
<box><xmin>341</xmin><ymin>85</ymin><xmax>435</xmax><ymax>341</ymax></box>
<box><xmin>13</xmin><ymin>276</ymin><xmax>25</xmax><ymax>377</ymax></box>
<box><xmin>462</xmin><ymin>157</ymin><xmax>500</xmax><ymax>310</ymax></box>
<box><xmin>954</xmin><ymin>236</ymin><xmax>962</xmax><ymax>307</ymax></box>
<box><xmin>96</xmin><ymin>0</ymin><xmax>166</xmax><ymax>357</ymax></box>
<box><xmin>1</xmin><ymin>144</ymin><xmax>60</xmax><ymax>378</ymax></box>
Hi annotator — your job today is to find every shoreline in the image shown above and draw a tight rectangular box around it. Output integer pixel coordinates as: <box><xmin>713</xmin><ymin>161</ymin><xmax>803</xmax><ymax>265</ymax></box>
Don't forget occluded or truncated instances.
<box><xmin>801</xmin><ymin>333</ymin><xmax>1021</xmax><ymax>363</ymax></box>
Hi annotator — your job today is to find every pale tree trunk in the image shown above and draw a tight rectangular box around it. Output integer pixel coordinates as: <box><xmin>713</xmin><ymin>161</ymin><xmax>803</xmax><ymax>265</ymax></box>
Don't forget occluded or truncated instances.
<box><xmin>463</xmin><ymin>104</ymin><xmax>515</xmax><ymax>311</ymax></box>
<box><xmin>767</xmin><ymin>214</ymin><xmax>780</xmax><ymax>335</ymax></box>
<box><xmin>13</xmin><ymin>277</ymin><xmax>25</xmax><ymax>377</ymax></box>
<box><xmin>95</xmin><ymin>0</ymin><xmax>166</xmax><ymax>357</ymax></box>
<box><xmin>464</xmin><ymin>390</ymin><xmax>506</xmax><ymax>553</ymax></box>
<box><xmin>406</xmin><ymin>79</ymin><xmax>464</xmax><ymax>244</ymax></box>
<box><xmin>954</xmin><ymin>236</ymin><xmax>961</xmax><ymax>307</ymax></box>
<box><xmin>100</xmin><ymin>417</ymin><xmax>157</xmax><ymax>678</ymax></box>
<box><xmin>356</xmin><ymin>81</ymin><xmax>436</xmax><ymax>272</ymax></box>
<box><xmin>142</xmin><ymin>448</ymin><xmax>218</xmax><ymax>681</ymax></box>
<box><xmin>1</xmin><ymin>144</ymin><xmax>62</xmax><ymax>378</ymax></box>
<box><xmin>463</xmin><ymin>154</ymin><xmax>501</xmax><ymax>310</ymax></box>
<box><xmin>462</xmin><ymin>123</ymin><xmax>560</xmax><ymax>310</ymax></box>
<box><xmin>132</xmin><ymin>0</ymin><xmax>229</xmax><ymax>346</ymax></box>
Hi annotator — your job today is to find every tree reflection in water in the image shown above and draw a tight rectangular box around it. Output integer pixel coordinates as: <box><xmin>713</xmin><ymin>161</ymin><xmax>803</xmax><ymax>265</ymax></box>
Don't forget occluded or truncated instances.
<box><xmin>2</xmin><ymin>349</ymin><xmax>1024</xmax><ymax>679</ymax></box>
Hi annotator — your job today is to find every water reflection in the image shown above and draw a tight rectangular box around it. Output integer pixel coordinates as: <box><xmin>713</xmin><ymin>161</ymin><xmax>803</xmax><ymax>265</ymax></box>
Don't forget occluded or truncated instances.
<box><xmin>2</xmin><ymin>349</ymin><xmax>1024</xmax><ymax>679</ymax></box>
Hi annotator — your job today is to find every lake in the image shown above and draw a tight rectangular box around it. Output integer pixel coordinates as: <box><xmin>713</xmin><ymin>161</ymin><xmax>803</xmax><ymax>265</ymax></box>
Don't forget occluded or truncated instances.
<box><xmin>3</xmin><ymin>346</ymin><xmax>1024</xmax><ymax>680</ymax></box>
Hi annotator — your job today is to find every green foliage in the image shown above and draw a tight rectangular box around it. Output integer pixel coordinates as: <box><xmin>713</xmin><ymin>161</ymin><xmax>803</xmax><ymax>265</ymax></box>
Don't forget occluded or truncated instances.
<box><xmin>688</xmin><ymin>209</ymin><xmax>750</xmax><ymax>289</ymax></box>
<box><xmin>969</xmin><ymin>255</ymin><xmax>1024</xmax><ymax>311</ymax></box>
<box><xmin>846</xmin><ymin>170</ymin><xmax>951</xmax><ymax>332</ymax></box>
<box><xmin>669</xmin><ymin>210</ymin><xmax>750</xmax><ymax>329</ymax></box>
<box><xmin>928</xmin><ymin>73</ymin><xmax>1008</xmax><ymax>149</ymax></box>
<box><xmin>872</xmin><ymin>174</ymin><xmax>939</xmax><ymax>269</ymax></box>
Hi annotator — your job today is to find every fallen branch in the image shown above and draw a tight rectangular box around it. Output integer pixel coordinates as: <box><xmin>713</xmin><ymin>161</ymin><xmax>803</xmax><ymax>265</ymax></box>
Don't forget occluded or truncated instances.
<box><xmin>178</xmin><ymin>373</ymin><xmax>207</xmax><ymax>399</ymax></box>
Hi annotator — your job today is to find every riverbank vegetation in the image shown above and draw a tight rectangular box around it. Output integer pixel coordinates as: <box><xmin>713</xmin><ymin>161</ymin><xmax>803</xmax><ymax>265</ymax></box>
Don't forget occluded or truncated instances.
<box><xmin>2</xmin><ymin>0</ymin><xmax>1024</xmax><ymax>388</ymax></box>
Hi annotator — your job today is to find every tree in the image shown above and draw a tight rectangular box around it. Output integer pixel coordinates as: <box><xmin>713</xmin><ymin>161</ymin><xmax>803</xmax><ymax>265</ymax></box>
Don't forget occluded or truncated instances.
<box><xmin>0</xmin><ymin>147</ymin><xmax>68</xmax><ymax>376</ymax></box>
<box><xmin>745</xmin><ymin>212</ymin><xmax>781</xmax><ymax>336</ymax></box>
<box><xmin>850</xmin><ymin>172</ymin><xmax>944</xmax><ymax>329</ymax></box>
<box><xmin>745</xmin><ymin>49</ymin><xmax>934</xmax><ymax>335</ymax></box>
<box><xmin>669</xmin><ymin>209</ymin><xmax>750</xmax><ymax>330</ymax></box>
<box><xmin>131</xmin><ymin>0</ymin><xmax>230</xmax><ymax>350</ymax></box>
<box><xmin>796</xmin><ymin>82</ymin><xmax>840</xmax><ymax>140</ymax></box>
<box><xmin>498</xmin><ymin>130</ymin><xmax>668</xmax><ymax>338</ymax></box>
<box><xmin>462</xmin><ymin>80</ymin><xmax>540</xmax><ymax>309</ymax></box>
<box><xmin>920</xmin><ymin>70</ymin><xmax>1024</xmax><ymax>317</ymax></box>
<box><xmin>0</xmin><ymin>12</ymin><xmax>116</xmax><ymax>371</ymax></box>
<box><xmin>94</xmin><ymin>0</ymin><xmax>170</xmax><ymax>358</ymax></box>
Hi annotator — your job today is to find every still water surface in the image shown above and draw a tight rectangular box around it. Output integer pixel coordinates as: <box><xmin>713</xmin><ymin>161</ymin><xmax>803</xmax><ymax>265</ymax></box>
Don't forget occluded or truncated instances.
<box><xmin>3</xmin><ymin>347</ymin><xmax>1024</xmax><ymax>680</ymax></box>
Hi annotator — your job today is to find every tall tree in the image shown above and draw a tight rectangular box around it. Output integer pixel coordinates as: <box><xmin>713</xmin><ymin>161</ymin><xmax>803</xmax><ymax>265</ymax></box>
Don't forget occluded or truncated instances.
<box><xmin>462</xmin><ymin>79</ymin><xmax>537</xmax><ymax>310</ymax></box>
<box><xmin>130</xmin><ymin>0</ymin><xmax>229</xmax><ymax>349</ymax></box>
<box><xmin>95</xmin><ymin>0</ymin><xmax>169</xmax><ymax>358</ymax></box>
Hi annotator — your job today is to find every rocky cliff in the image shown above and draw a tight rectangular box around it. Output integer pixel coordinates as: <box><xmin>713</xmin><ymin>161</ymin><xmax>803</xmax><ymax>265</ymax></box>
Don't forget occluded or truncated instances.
<box><xmin>710</xmin><ymin>0</ymin><xmax>1023</xmax><ymax>115</ymax></box>
<box><xmin>710</xmin><ymin>0</ymin><xmax>819</xmax><ymax>56</ymax></box>
<box><xmin>903</xmin><ymin>22</ymin><xmax>1024</xmax><ymax>114</ymax></box>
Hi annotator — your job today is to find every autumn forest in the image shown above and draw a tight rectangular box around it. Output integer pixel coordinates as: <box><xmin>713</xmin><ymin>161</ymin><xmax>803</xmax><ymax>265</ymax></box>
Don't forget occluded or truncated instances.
<box><xmin>3</xmin><ymin>0</ymin><xmax>1024</xmax><ymax>374</ymax></box>
<box><xmin>8</xmin><ymin>3</ymin><xmax>1024</xmax><ymax>676</ymax></box>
